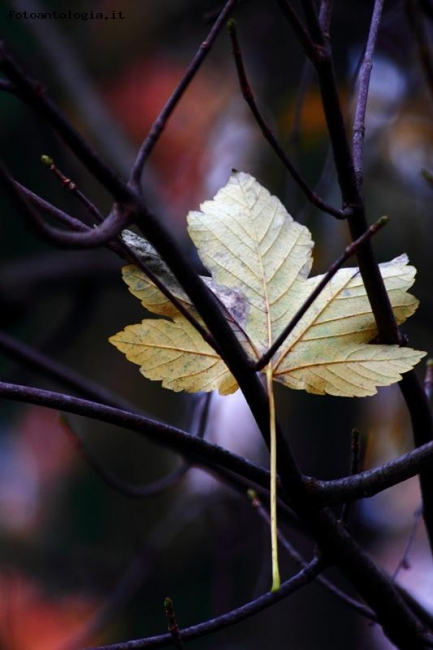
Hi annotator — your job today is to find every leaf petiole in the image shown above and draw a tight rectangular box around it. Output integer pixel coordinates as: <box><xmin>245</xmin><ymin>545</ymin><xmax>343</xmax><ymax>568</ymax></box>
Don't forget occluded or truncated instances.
<box><xmin>266</xmin><ymin>365</ymin><xmax>281</xmax><ymax>592</ymax></box>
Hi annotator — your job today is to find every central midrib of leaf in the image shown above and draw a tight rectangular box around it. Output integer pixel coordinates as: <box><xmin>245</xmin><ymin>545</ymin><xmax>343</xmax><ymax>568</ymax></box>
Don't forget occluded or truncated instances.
<box><xmin>254</xmin><ymin>214</ymin><xmax>274</xmax><ymax>366</ymax></box>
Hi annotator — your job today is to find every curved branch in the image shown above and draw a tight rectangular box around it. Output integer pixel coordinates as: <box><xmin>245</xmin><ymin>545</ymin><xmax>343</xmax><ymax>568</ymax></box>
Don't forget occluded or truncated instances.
<box><xmin>64</xmin><ymin>424</ymin><xmax>191</xmax><ymax>499</ymax></box>
<box><xmin>314</xmin><ymin>440</ymin><xmax>433</xmax><ymax>506</ymax></box>
<box><xmin>62</xmin><ymin>394</ymin><xmax>212</xmax><ymax>500</ymax></box>
<box><xmin>10</xmin><ymin>178</ymin><xmax>218</xmax><ymax>350</ymax></box>
<box><xmin>1</xmin><ymin>381</ymin><xmax>431</xmax><ymax>647</ymax></box>
<box><xmin>228</xmin><ymin>21</ymin><xmax>345</xmax><ymax>219</ymax></box>
<box><xmin>0</xmin><ymin>381</ymin><xmax>272</xmax><ymax>492</ymax></box>
<box><xmin>16</xmin><ymin>181</ymin><xmax>92</xmax><ymax>232</ymax></box>
<box><xmin>0</xmin><ymin>158</ymin><xmax>132</xmax><ymax>247</ymax></box>
<box><xmin>129</xmin><ymin>0</ymin><xmax>240</xmax><ymax>189</ymax></box>
<box><xmin>89</xmin><ymin>558</ymin><xmax>323</xmax><ymax>650</ymax></box>
<box><xmin>0</xmin><ymin>330</ymin><xmax>139</xmax><ymax>412</ymax></box>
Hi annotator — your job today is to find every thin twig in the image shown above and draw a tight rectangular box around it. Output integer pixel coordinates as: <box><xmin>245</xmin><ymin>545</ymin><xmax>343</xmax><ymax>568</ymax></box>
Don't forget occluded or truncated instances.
<box><xmin>60</xmin><ymin>394</ymin><xmax>212</xmax><ymax>500</ymax></box>
<box><xmin>15</xmin><ymin>181</ymin><xmax>94</xmax><ymax>233</ymax></box>
<box><xmin>0</xmin><ymin>381</ymin><xmax>272</xmax><ymax>494</ymax></box>
<box><xmin>62</xmin><ymin>417</ymin><xmax>190</xmax><ymax>499</ymax></box>
<box><xmin>41</xmin><ymin>155</ymin><xmax>105</xmax><ymax>223</ymax></box>
<box><xmin>352</xmin><ymin>0</ymin><xmax>385</xmax><ymax>187</ymax></box>
<box><xmin>228</xmin><ymin>20</ymin><xmax>345</xmax><ymax>219</ymax></box>
<box><xmin>254</xmin><ymin>216</ymin><xmax>388</xmax><ymax>371</ymax></box>
<box><xmin>89</xmin><ymin>558</ymin><xmax>324</xmax><ymax>650</ymax></box>
<box><xmin>311</xmin><ymin>441</ymin><xmax>433</xmax><ymax>507</ymax></box>
<box><xmin>164</xmin><ymin>598</ymin><xmax>184</xmax><ymax>650</ymax></box>
<box><xmin>129</xmin><ymin>0</ymin><xmax>240</xmax><ymax>189</ymax></box>
<box><xmin>302</xmin><ymin>1</ymin><xmax>324</xmax><ymax>45</ymax></box>
<box><xmin>0</xmin><ymin>156</ymin><xmax>133</xmax><ymax>247</ymax></box>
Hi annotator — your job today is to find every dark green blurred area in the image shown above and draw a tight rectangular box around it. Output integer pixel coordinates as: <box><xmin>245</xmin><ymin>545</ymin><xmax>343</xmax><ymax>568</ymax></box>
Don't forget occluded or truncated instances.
<box><xmin>0</xmin><ymin>1</ymin><xmax>432</xmax><ymax>649</ymax></box>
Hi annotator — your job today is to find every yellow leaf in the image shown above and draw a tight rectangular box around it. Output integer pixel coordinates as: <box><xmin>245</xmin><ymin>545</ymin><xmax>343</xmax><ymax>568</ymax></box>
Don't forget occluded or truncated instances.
<box><xmin>110</xmin><ymin>171</ymin><xmax>426</xmax><ymax>591</ymax></box>
<box><xmin>110</xmin><ymin>171</ymin><xmax>425</xmax><ymax>397</ymax></box>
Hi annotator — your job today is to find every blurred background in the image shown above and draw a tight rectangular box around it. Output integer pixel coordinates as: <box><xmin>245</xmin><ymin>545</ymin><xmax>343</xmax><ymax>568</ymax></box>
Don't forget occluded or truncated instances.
<box><xmin>0</xmin><ymin>0</ymin><xmax>432</xmax><ymax>648</ymax></box>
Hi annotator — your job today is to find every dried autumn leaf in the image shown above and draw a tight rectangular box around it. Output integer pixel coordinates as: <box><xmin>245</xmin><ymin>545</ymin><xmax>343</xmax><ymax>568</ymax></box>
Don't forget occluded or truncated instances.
<box><xmin>110</xmin><ymin>172</ymin><xmax>425</xmax><ymax>397</ymax></box>
<box><xmin>111</xmin><ymin>171</ymin><xmax>425</xmax><ymax>592</ymax></box>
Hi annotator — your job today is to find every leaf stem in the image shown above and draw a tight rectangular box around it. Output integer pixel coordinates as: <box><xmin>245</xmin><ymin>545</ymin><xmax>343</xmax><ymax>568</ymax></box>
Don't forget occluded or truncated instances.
<box><xmin>266</xmin><ymin>365</ymin><xmax>280</xmax><ymax>592</ymax></box>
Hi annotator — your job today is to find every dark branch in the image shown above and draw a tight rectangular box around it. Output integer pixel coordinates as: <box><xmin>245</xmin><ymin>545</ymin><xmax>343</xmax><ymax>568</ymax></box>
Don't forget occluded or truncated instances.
<box><xmin>0</xmin><ymin>381</ymin><xmax>273</xmax><ymax>493</ymax></box>
<box><xmin>62</xmin><ymin>419</ymin><xmax>190</xmax><ymax>499</ymax></box>
<box><xmin>61</xmin><ymin>394</ymin><xmax>212</xmax><ymax>500</ymax></box>
<box><xmin>228</xmin><ymin>20</ymin><xmax>345</xmax><ymax>219</ymax></box>
<box><xmin>0</xmin><ymin>157</ymin><xmax>133</xmax><ymax>247</ymax></box>
<box><xmin>312</xmin><ymin>440</ymin><xmax>433</xmax><ymax>506</ymax></box>
<box><xmin>129</xmin><ymin>0</ymin><xmax>240</xmax><ymax>189</ymax></box>
<box><xmin>352</xmin><ymin>0</ymin><xmax>385</xmax><ymax>187</ymax></box>
<box><xmin>293</xmin><ymin>0</ymin><xmax>433</xmax><ymax>559</ymax></box>
<box><xmin>0</xmin><ymin>380</ymin><xmax>430</xmax><ymax>646</ymax></box>
<box><xmin>90</xmin><ymin>558</ymin><xmax>324</xmax><ymax>650</ymax></box>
